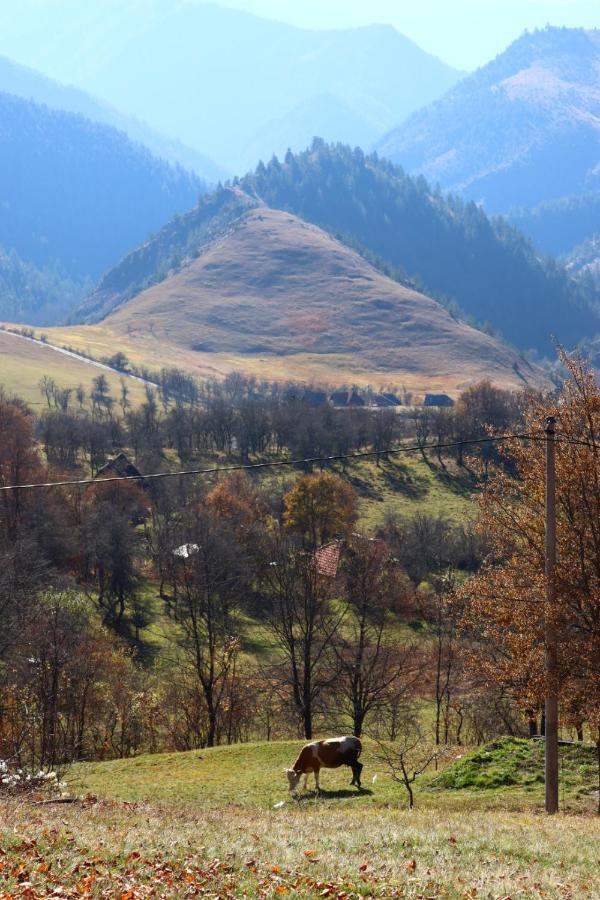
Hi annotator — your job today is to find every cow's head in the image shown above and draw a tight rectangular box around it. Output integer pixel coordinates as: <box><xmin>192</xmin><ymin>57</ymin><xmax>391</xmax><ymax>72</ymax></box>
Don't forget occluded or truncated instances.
<box><xmin>285</xmin><ymin>768</ymin><xmax>301</xmax><ymax>792</ymax></box>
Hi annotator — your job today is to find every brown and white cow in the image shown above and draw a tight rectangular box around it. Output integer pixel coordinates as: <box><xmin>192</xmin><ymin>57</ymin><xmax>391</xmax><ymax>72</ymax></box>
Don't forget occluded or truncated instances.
<box><xmin>285</xmin><ymin>736</ymin><xmax>363</xmax><ymax>792</ymax></box>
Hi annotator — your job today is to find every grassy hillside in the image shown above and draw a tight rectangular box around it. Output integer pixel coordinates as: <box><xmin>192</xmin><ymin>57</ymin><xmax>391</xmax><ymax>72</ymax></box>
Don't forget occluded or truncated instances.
<box><xmin>0</xmin><ymin>329</ymin><xmax>147</xmax><ymax>409</ymax></box>
<box><xmin>1</xmin><ymin>738</ymin><xmax>592</xmax><ymax>896</ymax></box>
<box><xmin>69</xmin><ymin>207</ymin><xmax>546</xmax><ymax>395</ymax></box>
<box><xmin>3</xmin><ymin>792</ymin><xmax>597</xmax><ymax>898</ymax></box>
<box><xmin>91</xmin><ymin>146</ymin><xmax>600</xmax><ymax>358</ymax></box>
<box><xmin>68</xmin><ymin>737</ymin><xmax>598</xmax><ymax>814</ymax></box>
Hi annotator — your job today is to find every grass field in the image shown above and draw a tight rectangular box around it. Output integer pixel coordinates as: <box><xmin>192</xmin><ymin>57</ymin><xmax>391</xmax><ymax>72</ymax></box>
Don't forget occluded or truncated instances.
<box><xmin>0</xmin><ymin>329</ymin><xmax>148</xmax><ymax>409</ymax></box>
<box><xmin>1</xmin><ymin>739</ymin><xmax>598</xmax><ymax>898</ymax></box>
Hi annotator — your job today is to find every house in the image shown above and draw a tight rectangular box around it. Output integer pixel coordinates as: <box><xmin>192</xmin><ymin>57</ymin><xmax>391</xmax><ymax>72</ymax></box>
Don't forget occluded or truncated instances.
<box><xmin>372</xmin><ymin>392</ymin><xmax>402</xmax><ymax>408</ymax></box>
<box><xmin>330</xmin><ymin>390</ymin><xmax>365</xmax><ymax>408</ymax></box>
<box><xmin>93</xmin><ymin>452</ymin><xmax>149</xmax><ymax>523</ymax></box>
<box><xmin>423</xmin><ymin>393</ymin><xmax>455</xmax><ymax>408</ymax></box>
<box><xmin>314</xmin><ymin>541</ymin><xmax>343</xmax><ymax>578</ymax></box>
<box><xmin>95</xmin><ymin>452</ymin><xmax>145</xmax><ymax>482</ymax></box>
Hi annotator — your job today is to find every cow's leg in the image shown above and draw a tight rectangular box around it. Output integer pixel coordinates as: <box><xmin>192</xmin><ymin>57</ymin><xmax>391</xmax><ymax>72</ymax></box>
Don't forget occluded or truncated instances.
<box><xmin>303</xmin><ymin>773</ymin><xmax>309</xmax><ymax>791</ymax></box>
<box><xmin>351</xmin><ymin>761</ymin><xmax>363</xmax><ymax>788</ymax></box>
<box><xmin>314</xmin><ymin>768</ymin><xmax>320</xmax><ymax>792</ymax></box>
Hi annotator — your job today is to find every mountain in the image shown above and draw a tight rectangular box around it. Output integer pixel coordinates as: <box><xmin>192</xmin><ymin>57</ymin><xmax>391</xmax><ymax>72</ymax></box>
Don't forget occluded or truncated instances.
<box><xmin>238</xmin><ymin>144</ymin><xmax>598</xmax><ymax>356</ymax></box>
<box><xmin>0</xmin><ymin>245</ymin><xmax>87</xmax><ymax>325</ymax></box>
<box><xmin>567</xmin><ymin>235</ymin><xmax>600</xmax><ymax>283</ymax></box>
<box><xmin>509</xmin><ymin>192</ymin><xmax>600</xmax><ymax>257</ymax></box>
<box><xmin>80</xmin><ymin>144</ymin><xmax>600</xmax><ymax>357</ymax></box>
<box><xmin>0</xmin><ymin>91</ymin><xmax>202</xmax><ymax>288</ymax></box>
<box><xmin>0</xmin><ymin>54</ymin><xmax>224</xmax><ymax>183</ymax></box>
<box><xmin>377</xmin><ymin>27</ymin><xmax>600</xmax><ymax>214</ymax></box>
<box><xmin>0</xmin><ymin>2</ymin><xmax>461</xmax><ymax>173</ymax></box>
<box><xmin>86</xmin><ymin>206</ymin><xmax>541</xmax><ymax>393</ymax></box>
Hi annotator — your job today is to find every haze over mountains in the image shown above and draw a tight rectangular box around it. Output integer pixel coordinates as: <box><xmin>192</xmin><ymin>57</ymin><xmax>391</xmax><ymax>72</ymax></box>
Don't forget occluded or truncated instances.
<box><xmin>2</xmin><ymin>7</ymin><xmax>600</xmax><ymax>392</ymax></box>
<box><xmin>0</xmin><ymin>55</ymin><xmax>224</xmax><ymax>183</ymax></box>
<box><xmin>0</xmin><ymin>90</ymin><xmax>202</xmax><ymax>322</ymax></box>
<box><xmin>378</xmin><ymin>27</ymin><xmax>600</xmax><ymax>214</ymax></box>
<box><xmin>0</xmin><ymin>1</ymin><xmax>461</xmax><ymax>174</ymax></box>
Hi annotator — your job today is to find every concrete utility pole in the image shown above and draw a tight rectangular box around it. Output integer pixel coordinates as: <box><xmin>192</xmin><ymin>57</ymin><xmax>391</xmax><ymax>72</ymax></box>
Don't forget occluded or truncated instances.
<box><xmin>544</xmin><ymin>415</ymin><xmax>559</xmax><ymax>814</ymax></box>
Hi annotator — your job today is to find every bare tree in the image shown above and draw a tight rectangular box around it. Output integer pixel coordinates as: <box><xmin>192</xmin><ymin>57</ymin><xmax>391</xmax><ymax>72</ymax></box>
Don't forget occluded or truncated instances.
<box><xmin>376</xmin><ymin>723</ymin><xmax>448</xmax><ymax>809</ymax></box>
<box><xmin>332</xmin><ymin>536</ymin><xmax>420</xmax><ymax>737</ymax></box>
<box><xmin>260</xmin><ymin>535</ymin><xmax>344</xmax><ymax>738</ymax></box>
<box><xmin>169</xmin><ymin>510</ymin><xmax>247</xmax><ymax>747</ymax></box>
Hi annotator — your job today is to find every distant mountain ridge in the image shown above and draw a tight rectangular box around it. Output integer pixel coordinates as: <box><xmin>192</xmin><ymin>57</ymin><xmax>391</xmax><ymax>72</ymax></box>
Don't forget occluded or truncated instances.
<box><xmin>0</xmin><ymin>244</ymin><xmax>87</xmax><ymax>326</ymax></box>
<box><xmin>509</xmin><ymin>192</ymin><xmax>600</xmax><ymax>257</ymax></box>
<box><xmin>79</xmin><ymin>144</ymin><xmax>600</xmax><ymax>357</ymax></box>
<box><xmin>378</xmin><ymin>27</ymin><xmax>600</xmax><ymax>213</ymax></box>
<box><xmin>0</xmin><ymin>90</ymin><xmax>202</xmax><ymax>301</ymax></box>
<box><xmin>0</xmin><ymin>53</ymin><xmax>224</xmax><ymax>183</ymax></box>
<box><xmin>0</xmin><ymin>1</ymin><xmax>462</xmax><ymax>173</ymax></box>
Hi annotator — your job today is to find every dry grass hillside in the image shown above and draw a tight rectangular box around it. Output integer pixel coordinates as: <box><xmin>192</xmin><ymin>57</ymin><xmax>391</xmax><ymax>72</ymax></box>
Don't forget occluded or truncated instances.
<box><xmin>0</xmin><ymin>329</ymin><xmax>147</xmax><ymax>408</ymax></box>
<box><xmin>91</xmin><ymin>207</ymin><xmax>543</xmax><ymax>394</ymax></box>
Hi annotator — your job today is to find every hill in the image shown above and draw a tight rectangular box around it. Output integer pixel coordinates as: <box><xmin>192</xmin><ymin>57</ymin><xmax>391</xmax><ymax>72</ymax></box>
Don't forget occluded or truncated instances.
<box><xmin>90</xmin><ymin>146</ymin><xmax>600</xmax><ymax>357</ymax></box>
<box><xmin>0</xmin><ymin>244</ymin><xmax>86</xmax><ymax>325</ymax></box>
<box><xmin>0</xmin><ymin>54</ymin><xmax>224</xmax><ymax>183</ymax></box>
<box><xmin>377</xmin><ymin>27</ymin><xmax>600</xmax><ymax>214</ymax></box>
<box><xmin>509</xmin><ymin>191</ymin><xmax>600</xmax><ymax>257</ymax></box>
<box><xmin>0</xmin><ymin>2</ymin><xmax>461</xmax><ymax>173</ymax></box>
<box><xmin>0</xmin><ymin>91</ymin><xmax>202</xmax><ymax>301</ymax></box>
<box><xmin>80</xmin><ymin>206</ymin><xmax>542</xmax><ymax>394</ymax></box>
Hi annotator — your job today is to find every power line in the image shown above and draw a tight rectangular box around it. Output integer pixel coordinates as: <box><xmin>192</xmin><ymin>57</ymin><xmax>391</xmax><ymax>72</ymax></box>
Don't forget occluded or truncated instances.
<box><xmin>0</xmin><ymin>432</ymin><xmax>545</xmax><ymax>493</ymax></box>
<box><xmin>1</xmin><ymin>430</ymin><xmax>596</xmax><ymax>494</ymax></box>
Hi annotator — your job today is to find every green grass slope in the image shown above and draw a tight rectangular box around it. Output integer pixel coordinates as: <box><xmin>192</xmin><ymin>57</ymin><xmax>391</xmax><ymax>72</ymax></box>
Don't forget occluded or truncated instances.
<box><xmin>1</xmin><ymin>739</ymin><xmax>597</xmax><ymax>898</ymax></box>
<box><xmin>70</xmin><ymin>737</ymin><xmax>598</xmax><ymax>815</ymax></box>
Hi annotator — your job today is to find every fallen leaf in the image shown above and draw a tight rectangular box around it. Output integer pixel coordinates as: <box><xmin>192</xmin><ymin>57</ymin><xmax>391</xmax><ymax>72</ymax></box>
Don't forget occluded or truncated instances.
<box><xmin>404</xmin><ymin>860</ymin><xmax>417</xmax><ymax>873</ymax></box>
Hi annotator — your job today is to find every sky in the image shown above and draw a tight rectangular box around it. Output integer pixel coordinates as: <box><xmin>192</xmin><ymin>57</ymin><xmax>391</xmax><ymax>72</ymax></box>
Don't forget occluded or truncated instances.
<box><xmin>213</xmin><ymin>0</ymin><xmax>600</xmax><ymax>69</ymax></box>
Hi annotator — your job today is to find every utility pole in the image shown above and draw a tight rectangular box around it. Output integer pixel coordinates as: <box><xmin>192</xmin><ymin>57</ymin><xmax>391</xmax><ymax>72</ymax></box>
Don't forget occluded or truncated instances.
<box><xmin>544</xmin><ymin>415</ymin><xmax>559</xmax><ymax>814</ymax></box>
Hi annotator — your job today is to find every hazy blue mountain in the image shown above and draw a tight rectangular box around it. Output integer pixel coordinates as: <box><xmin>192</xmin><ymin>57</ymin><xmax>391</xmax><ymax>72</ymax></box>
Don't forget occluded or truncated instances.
<box><xmin>241</xmin><ymin>94</ymin><xmax>379</xmax><ymax>169</ymax></box>
<box><xmin>508</xmin><ymin>192</ymin><xmax>600</xmax><ymax>257</ymax></box>
<box><xmin>566</xmin><ymin>234</ymin><xmax>600</xmax><ymax>285</ymax></box>
<box><xmin>378</xmin><ymin>27</ymin><xmax>600</xmax><ymax>213</ymax></box>
<box><xmin>81</xmin><ymin>143</ymin><xmax>600</xmax><ymax>356</ymax></box>
<box><xmin>0</xmin><ymin>1</ymin><xmax>461</xmax><ymax>173</ymax></box>
<box><xmin>0</xmin><ymin>91</ymin><xmax>202</xmax><ymax>282</ymax></box>
<box><xmin>0</xmin><ymin>53</ymin><xmax>225</xmax><ymax>183</ymax></box>
<box><xmin>0</xmin><ymin>244</ymin><xmax>88</xmax><ymax>325</ymax></box>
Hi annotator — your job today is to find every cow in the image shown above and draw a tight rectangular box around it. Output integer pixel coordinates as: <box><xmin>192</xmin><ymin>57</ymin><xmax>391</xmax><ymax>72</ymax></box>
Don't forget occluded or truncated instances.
<box><xmin>285</xmin><ymin>736</ymin><xmax>363</xmax><ymax>793</ymax></box>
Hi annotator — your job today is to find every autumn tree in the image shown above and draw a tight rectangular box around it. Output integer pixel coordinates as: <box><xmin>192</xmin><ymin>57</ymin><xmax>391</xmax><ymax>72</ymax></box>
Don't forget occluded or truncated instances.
<box><xmin>457</xmin><ymin>356</ymin><xmax>600</xmax><ymax>804</ymax></box>
<box><xmin>283</xmin><ymin>471</ymin><xmax>358</xmax><ymax>549</ymax></box>
<box><xmin>333</xmin><ymin>536</ymin><xmax>420</xmax><ymax>737</ymax></box>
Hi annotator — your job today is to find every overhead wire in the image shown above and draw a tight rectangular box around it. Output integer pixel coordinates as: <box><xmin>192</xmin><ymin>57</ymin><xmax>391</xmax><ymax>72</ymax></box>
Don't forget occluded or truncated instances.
<box><xmin>0</xmin><ymin>431</ymin><xmax>554</xmax><ymax>492</ymax></box>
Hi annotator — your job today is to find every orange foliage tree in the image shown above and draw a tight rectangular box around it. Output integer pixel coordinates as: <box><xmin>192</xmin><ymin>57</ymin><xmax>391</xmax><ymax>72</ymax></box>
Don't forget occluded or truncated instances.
<box><xmin>458</xmin><ymin>357</ymin><xmax>600</xmax><ymax>803</ymax></box>
<box><xmin>283</xmin><ymin>471</ymin><xmax>358</xmax><ymax>549</ymax></box>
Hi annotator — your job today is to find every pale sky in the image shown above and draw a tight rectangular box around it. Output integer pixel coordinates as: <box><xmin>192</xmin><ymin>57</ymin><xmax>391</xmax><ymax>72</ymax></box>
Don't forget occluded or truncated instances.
<box><xmin>213</xmin><ymin>0</ymin><xmax>600</xmax><ymax>69</ymax></box>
